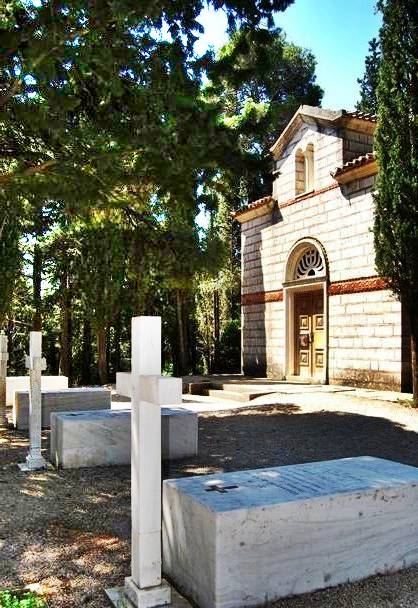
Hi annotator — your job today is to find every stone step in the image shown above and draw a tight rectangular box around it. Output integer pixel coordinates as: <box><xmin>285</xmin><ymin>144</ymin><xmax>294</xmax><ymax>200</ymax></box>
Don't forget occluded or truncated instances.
<box><xmin>206</xmin><ymin>389</ymin><xmax>270</xmax><ymax>402</ymax></box>
<box><xmin>209</xmin><ymin>382</ymin><xmax>281</xmax><ymax>394</ymax></box>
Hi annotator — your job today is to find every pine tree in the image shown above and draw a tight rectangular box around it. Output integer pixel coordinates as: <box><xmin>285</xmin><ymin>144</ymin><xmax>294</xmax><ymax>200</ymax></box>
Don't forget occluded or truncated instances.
<box><xmin>374</xmin><ymin>0</ymin><xmax>418</xmax><ymax>402</ymax></box>
<box><xmin>356</xmin><ymin>38</ymin><xmax>381</xmax><ymax>114</ymax></box>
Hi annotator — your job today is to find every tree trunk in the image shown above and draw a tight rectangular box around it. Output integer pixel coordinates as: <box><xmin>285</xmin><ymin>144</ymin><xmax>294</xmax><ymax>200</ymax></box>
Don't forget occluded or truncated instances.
<box><xmin>81</xmin><ymin>317</ymin><xmax>93</xmax><ymax>386</ymax></box>
<box><xmin>59</xmin><ymin>272</ymin><xmax>72</xmax><ymax>383</ymax></box>
<box><xmin>175</xmin><ymin>289</ymin><xmax>190</xmax><ymax>376</ymax></box>
<box><xmin>213</xmin><ymin>288</ymin><xmax>220</xmax><ymax>372</ymax></box>
<box><xmin>410</xmin><ymin>310</ymin><xmax>418</xmax><ymax>405</ymax></box>
<box><xmin>32</xmin><ymin>242</ymin><xmax>42</xmax><ymax>330</ymax></box>
<box><xmin>97</xmin><ymin>327</ymin><xmax>108</xmax><ymax>385</ymax></box>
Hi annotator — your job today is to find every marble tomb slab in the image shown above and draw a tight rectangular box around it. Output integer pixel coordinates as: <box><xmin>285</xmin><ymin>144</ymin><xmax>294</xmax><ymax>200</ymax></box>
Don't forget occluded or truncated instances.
<box><xmin>50</xmin><ymin>406</ymin><xmax>198</xmax><ymax>468</ymax></box>
<box><xmin>6</xmin><ymin>375</ymin><xmax>68</xmax><ymax>406</ymax></box>
<box><xmin>13</xmin><ymin>387</ymin><xmax>110</xmax><ymax>430</ymax></box>
<box><xmin>116</xmin><ymin>371</ymin><xmax>132</xmax><ymax>397</ymax></box>
<box><xmin>162</xmin><ymin>456</ymin><xmax>418</xmax><ymax>608</ymax></box>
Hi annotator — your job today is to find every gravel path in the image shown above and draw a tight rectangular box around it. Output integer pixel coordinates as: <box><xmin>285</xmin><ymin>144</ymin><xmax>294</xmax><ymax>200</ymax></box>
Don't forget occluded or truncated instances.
<box><xmin>2</xmin><ymin>392</ymin><xmax>418</xmax><ymax>607</ymax></box>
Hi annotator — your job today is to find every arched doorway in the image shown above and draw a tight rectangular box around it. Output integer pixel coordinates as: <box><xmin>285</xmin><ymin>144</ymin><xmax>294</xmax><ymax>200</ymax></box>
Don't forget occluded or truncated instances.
<box><xmin>283</xmin><ymin>239</ymin><xmax>328</xmax><ymax>383</ymax></box>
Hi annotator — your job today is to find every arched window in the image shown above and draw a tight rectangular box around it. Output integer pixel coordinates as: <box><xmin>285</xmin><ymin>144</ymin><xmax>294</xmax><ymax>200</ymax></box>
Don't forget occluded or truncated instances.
<box><xmin>305</xmin><ymin>143</ymin><xmax>314</xmax><ymax>192</ymax></box>
<box><xmin>295</xmin><ymin>148</ymin><xmax>305</xmax><ymax>196</ymax></box>
<box><xmin>294</xmin><ymin>246</ymin><xmax>325</xmax><ymax>280</ymax></box>
<box><xmin>295</xmin><ymin>144</ymin><xmax>315</xmax><ymax>196</ymax></box>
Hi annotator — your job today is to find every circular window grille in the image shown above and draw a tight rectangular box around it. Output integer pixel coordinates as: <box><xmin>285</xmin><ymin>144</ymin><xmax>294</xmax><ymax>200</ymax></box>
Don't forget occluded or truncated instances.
<box><xmin>295</xmin><ymin>248</ymin><xmax>324</xmax><ymax>279</ymax></box>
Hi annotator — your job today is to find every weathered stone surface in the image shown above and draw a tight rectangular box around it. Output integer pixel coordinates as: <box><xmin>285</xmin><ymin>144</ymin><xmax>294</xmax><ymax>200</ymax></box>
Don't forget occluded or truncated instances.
<box><xmin>6</xmin><ymin>375</ymin><xmax>68</xmax><ymax>406</ymax></box>
<box><xmin>0</xmin><ymin>333</ymin><xmax>8</xmax><ymax>423</ymax></box>
<box><xmin>13</xmin><ymin>387</ymin><xmax>110</xmax><ymax>430</ymax></box>
<box><xmin>163</xmin><ymin>457</ymin><xmax>418</xmax><ymax>608</ymax></box>
<box><xmin>50</xmin><ymin>406</ymin><xmax>198</xmax><ymax>468</ymax></box>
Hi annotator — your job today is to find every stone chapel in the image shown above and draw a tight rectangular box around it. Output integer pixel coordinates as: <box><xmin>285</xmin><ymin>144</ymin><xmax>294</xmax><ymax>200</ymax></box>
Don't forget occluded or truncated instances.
<box><xmin>235</xmin><ymin>105</ymin><xmax>411</xmax><ymax>391</ymax></box>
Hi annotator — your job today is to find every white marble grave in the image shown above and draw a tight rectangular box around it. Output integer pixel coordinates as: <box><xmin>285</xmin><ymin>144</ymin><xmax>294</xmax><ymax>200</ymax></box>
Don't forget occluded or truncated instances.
<box><xmin>116</xmin><ymin>371</ymin><xmax>132</xmax><ymax>398</ymax></box>
<box><xmin>18</xmin><ymin>332</ymin><xmax>47</xmax><ymax>471</ymax></box>
<box><xmin>163</xmin><ymin>456</ymin><xmax>418</xmax><ymax>608</ymax></box>
<box><xmin>0</xmin><ymin>333</ymin><xmax>8</xmax><ymax>423</ymax></box>
<box><xmin>13</xmin><ymin>387</ymin><xmax>110</xmax><ymax>430</ymax></box>
<box><xmin>50</xmin><ymin>406</ymin><xmax>198</xmax><ymax>468</ymax></box>
<box><xmin>6</xmin><ymin>375</ymin><xmax>68</xmax><ymax>406</ymax></box>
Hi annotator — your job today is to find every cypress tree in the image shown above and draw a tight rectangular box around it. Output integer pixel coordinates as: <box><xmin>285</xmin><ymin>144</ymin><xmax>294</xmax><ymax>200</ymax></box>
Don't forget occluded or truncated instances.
<box><xmin>374</xmin><ymin>0</ymin><xmax>418</xmax><ymax>402</ymax></box>
<box><xmin>356</xmin><ymin>38</ymin><xmax>381</xmax><ymax>114</ymax></box>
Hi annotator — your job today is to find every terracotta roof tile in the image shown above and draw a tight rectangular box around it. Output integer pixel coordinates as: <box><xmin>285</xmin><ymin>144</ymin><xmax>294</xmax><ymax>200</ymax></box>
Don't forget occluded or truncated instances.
<box><xmin>331</xmin><ymin>152</ymin><xmax>377</xmax><ymax>178</ymax></box>
<box><xmin>233</xmin><ymin>196</ymin><xmax>275</xmax><ymax>218</ymax></box>
<box><xmin>344</xmin><ymin>110</ymin><xmax>377</xmax><ymax>122</ymax></box>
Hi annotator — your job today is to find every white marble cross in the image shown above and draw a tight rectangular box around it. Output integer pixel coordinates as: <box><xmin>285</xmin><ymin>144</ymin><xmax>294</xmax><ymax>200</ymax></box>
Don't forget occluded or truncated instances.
<box><xmin>0</xmin><ymin>332</ymin><xmax>8</xmax><ymax>425</ymax></box>
<box><xmin>19</xmin><ymin>331</ymin><xmax>47</xmax><ymax>471</ymax></box>
<box><xmin>122</xmin><ymin>316</ymin><xmax>182</xmax><ymax>608</ymax></box>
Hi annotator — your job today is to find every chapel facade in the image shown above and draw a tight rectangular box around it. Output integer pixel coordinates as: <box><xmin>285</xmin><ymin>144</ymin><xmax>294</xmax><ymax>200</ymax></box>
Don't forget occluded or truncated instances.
<box><xmin>235</xmin><ymin>105</ymin><xmax>411</xmax><ymax>391</ymax></box>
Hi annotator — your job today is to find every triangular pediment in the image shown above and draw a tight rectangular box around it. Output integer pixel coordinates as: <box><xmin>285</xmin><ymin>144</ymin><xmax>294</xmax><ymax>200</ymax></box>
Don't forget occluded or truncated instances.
<box><xmin>270</xmin><ymin>105</ymin><xmax>376</xmax><ymax>160</ymax></box>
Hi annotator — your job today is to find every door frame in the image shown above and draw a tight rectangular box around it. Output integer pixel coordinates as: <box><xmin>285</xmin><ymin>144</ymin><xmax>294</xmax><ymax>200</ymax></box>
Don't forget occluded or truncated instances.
<box><xmin>283</xmin><ymin>279</ymin><xmax>328</xmax><ymax>384</ymax></box>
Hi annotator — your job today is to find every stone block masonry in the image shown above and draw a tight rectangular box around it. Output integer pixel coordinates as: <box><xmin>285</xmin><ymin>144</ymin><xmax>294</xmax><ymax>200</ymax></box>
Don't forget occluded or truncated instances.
<box><xmin>50</xmin><ymin>406</ymin><xmax>198</xmax><ymax>468</ymax></box>
<box><xmin>13</xmin><ymin>387</ymin><xmax>110</xmax><ymax>430</ymax></box>
<box><xmin>163</xmin><ymin>457</ymin><xmax>418</xmax><ymax>608</ymax></box>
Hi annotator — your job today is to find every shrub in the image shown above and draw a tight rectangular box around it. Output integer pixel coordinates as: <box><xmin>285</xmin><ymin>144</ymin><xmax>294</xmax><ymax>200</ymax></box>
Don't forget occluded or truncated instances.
<box><xmin>0</xmin><ymin>590</ymin><xmax>46</xmax><ymax>608</ymax></box>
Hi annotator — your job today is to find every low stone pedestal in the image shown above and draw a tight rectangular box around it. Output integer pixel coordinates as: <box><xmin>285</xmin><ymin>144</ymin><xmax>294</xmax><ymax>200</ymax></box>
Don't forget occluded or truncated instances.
<box><xmin>50</xmin><ymin>406</ymin><xmax>198</xmax><ymax>468</ymax></box>
<box><xmin>163</xmin><ymin>457</ymin><xmax>418</xmax><ymax>608</ymax></box>
<box><xmin>6</xmin><ymin>375</ymin><xmax>68</xmax><ymax>406</ymax></box>
<box><xmin>116</xmin><ymin>371</ymin><xmax>132</xmax><ymax>397</ymax></box>
<box><xmin>13</xmin><ymin>387</ymin><xmax>110</xmax><ymax>430</ymax></box>
<box><xmin>106</xmin><ymin>580</ymin><xmax>191</xmax><ymax>608</ymax></box>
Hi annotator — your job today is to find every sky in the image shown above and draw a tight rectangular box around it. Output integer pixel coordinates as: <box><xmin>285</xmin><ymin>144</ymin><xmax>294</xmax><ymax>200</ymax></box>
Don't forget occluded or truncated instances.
<box><xmin>195</xmin><ymin>0</ymin><xmax>382</xmax><ymax>111</ymax></box>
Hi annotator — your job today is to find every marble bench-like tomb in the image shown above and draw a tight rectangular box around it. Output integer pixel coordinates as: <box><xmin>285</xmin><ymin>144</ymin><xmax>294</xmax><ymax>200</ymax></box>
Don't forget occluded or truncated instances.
<box><xmin>13</xmin><ymin>387</ymin><xmax>111</xmax><ymax>430</ymax></box>
<box><xmin>6</xmin><ymin>375</ymin><xmax>68</xmax><ymax>406</ymax></box>
<box><xmin>115</xmin><ymin>371</ymin><xmax>132</xmax><ymax>398</ymax></box>
<box><xmin>50</xmin><ymin>406</ymin><xmax>198</xmax><ymax>468</ymax></box>
<box><xmin>163</xmin><ymin>456</ymin><xmax>418</xmax><ymax>608</ymax></box>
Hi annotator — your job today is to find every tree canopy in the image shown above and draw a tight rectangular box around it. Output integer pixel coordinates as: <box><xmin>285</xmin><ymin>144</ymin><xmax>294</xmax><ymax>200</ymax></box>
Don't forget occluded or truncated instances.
<box><xmin>356</xmin><ymin>37</ymin><xmax>381</xmax><ymax>114</ymax></box>
<box><xmin>0</xmin><ymin>1</ymin><xmax>325</xmax><ymax>380</ymax></box>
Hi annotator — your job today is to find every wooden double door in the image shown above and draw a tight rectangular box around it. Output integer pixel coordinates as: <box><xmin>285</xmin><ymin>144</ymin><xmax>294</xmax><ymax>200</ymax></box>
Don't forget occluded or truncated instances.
<box><xmin>294</xmin><ymin>291</ymin><xmax>325</xmax><ymax>380</ymax></box>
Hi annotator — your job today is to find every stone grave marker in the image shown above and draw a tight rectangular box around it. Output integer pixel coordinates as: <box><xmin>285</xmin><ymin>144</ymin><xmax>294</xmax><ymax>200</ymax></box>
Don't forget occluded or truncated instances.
<box><xmin>163</xmin><ymin>456</ymin><xmax>418</xmax><ymax>608</ymax></box>
<box><xmin>0</xmin><ymin>332</ymin><xmax>8</xmax><ymax>425</ymax></box>
<box><xmin>18</xmin><ymin>332</ymin><xmax>47</xmax><ymax>471</ymax></box>
<box><xmin>107</xmin><ymin>316</ymin><xmax>187</xmax><ymax>608</ymax></box>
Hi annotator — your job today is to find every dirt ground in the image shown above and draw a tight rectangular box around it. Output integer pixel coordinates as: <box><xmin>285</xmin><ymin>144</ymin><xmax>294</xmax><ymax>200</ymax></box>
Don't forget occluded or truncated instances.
<box><xmin>2</xmin><ymin>397</ymin><xmax>418</xmax><ymax>607</ymax></box>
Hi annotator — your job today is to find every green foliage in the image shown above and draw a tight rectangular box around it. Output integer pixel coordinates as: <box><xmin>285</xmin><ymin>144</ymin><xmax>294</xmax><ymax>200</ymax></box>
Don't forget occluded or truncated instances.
<box><xmin>374</xmin><ymin>0</ymin><xmax>418</xmax><ymax>400</ymax></box>
<box><xmin>374</xmin><ymin>0</ymin><xmax>418</xmax><ymax>305</ymax></box>
<box><xmin>356</xmin><ymin>38</ymin><xmax>381</xmax><ymax>114</ymax></box>
<box><xmin>1</xmin><ymin>1</ymin><xmax>325</xmax><ymax>379</ymax></box>
<box><xmin>205</xmin><ymin>27</ymin><xmax>323</xmax><ymax>206</ymax></box>
<box><xmin>0</xmin><ymin>198</ymin><xmax>22</xmax><ymax>326</ymax></box>
<box><xmin>0</xmin><ymin>590</ymin><xmax>46</xmax><ymax>608</ymax></box>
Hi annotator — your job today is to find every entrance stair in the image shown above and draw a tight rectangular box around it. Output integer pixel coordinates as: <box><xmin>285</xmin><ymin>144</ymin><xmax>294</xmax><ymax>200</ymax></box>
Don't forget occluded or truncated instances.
<box><xmin>190</xmin><ymin>379</ymin><xmax>286</xmax><ymax>403</ymax></box>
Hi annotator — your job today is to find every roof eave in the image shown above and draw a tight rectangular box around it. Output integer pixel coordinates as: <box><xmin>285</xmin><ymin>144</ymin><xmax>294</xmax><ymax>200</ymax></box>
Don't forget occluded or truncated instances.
<box><xmin>332</xmin><ymin>159</ymin><xmax>378</xmax><ymax>184</ymax></box>
<box><xmin>234</xmin><ymin>199</ymin><xmax>277</xmax><ymax>224</ymax></box>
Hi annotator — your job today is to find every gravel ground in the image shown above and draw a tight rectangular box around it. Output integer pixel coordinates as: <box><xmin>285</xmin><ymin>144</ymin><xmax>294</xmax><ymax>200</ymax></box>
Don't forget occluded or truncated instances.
<box><xmin>2</xmin><ymin>396</ymin><xmax>418</xmax><ymax>607</ymax></box>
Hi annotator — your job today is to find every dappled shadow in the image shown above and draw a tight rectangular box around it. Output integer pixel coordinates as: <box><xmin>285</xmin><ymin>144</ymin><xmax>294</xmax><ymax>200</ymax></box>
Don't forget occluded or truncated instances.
<box><xmin>3</xmin><ymin>403</ymin><xmax>418</xmax><ymax>606</ymax></box>
<box><xmin>164</xmin><ymin>403</ymin><xmax>418</xmax><ymax>478</ymax></box>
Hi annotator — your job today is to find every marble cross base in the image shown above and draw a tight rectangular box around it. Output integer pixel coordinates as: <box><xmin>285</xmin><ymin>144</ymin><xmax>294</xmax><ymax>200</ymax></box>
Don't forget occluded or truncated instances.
<box><xmin>106</xmin><ymin>578</ymin><xmax>177</xmax><ymax>608</ymax></box>
<box><xmin>18</xmin><ymin>452</ymin><xmax>47</xmax><ymax>471</ymax></box>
